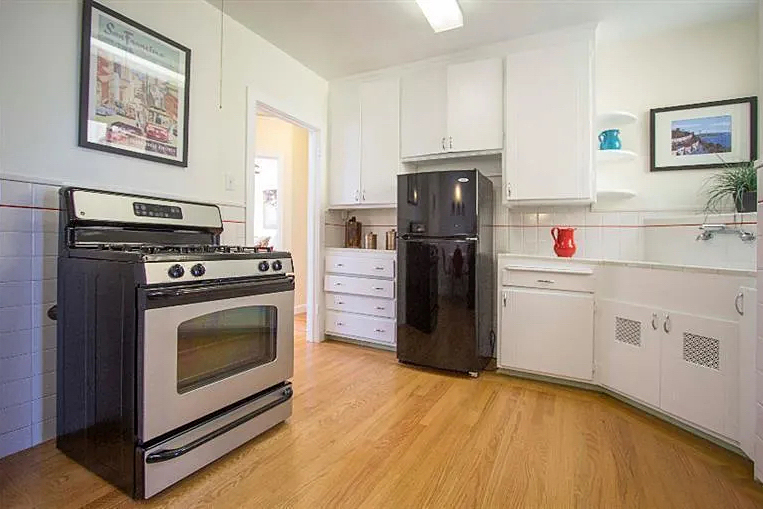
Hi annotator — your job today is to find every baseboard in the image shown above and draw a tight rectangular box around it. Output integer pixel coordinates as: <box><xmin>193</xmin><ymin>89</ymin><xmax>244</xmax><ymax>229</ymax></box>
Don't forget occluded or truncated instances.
<box><xmin>325</xmin><ymin>334</ymin><xmax>396</xmax><ymax>352</ymax></box>
<box><xmin>294</xmin><ymin>304</ymin><xmax>306</xmax><ymax>315</ymax></box>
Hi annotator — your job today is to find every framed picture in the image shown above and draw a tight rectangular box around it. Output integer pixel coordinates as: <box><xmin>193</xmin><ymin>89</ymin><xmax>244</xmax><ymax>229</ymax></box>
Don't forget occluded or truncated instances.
<box><xmin>79</xmin><ymin>0</ymin><xmax>191</xmax><ymax>166</ymax></box>
<box><xmin>650</xmin><ymin>97</ymin><xmax>757</xmax><ymax>171</ymax></box>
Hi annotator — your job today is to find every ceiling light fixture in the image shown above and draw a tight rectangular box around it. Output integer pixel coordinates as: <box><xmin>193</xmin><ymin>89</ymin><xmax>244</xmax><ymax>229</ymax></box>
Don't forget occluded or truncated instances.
<box><xmin>416</xmin><ymin>0</ymin><xmax>463</xmax><ymax>33</ymax></box>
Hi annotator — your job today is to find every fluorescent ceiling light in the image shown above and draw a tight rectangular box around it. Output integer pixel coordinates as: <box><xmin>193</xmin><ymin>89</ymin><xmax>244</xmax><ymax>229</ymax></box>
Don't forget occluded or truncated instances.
<box><xmin>416</xmin><ymin>0</ymin><xmax>463</xmax><ymax>33</ymax></box>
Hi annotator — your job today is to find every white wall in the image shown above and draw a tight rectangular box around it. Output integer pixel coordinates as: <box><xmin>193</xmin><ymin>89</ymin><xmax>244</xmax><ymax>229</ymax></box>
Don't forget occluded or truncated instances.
<box><xmin>0</xmin><ymin>0</ymin><xmax>327</xmax><ymax>207</ymax></box>
<box><xmin>596</xmin><ymin>17</ymin><xmax>758</xmax><ymax>212</ymax></box>
<box><xmin>0</xmin><ymin>0</ymin><xmax>327</xmax><ymax>459</ymax></box>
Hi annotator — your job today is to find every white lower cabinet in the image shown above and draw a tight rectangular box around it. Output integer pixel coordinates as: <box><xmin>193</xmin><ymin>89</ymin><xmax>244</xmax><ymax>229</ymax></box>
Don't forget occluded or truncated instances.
<box><xmin>323</xmin><ymin>249</ymin><xmax>396</xmax><ymax>347</ymax></box>
<box><xmin>596</xmin><ymin>300</ymin><xmax>661</xmax><ymax>407</ymax></box>
<box><xmin>597</xmin><ymin>298</ymin><xmax>739</xmax><ymax>440</ymax></box>
<box><xmin>660</xmin><ymin>310</ymin><xmax>738</xmax><ymax>440</ymax></box>
<box><xmin>500</xmin><ymin>285</ymin><xmax>594</xmax><ymax>381</ymax></box>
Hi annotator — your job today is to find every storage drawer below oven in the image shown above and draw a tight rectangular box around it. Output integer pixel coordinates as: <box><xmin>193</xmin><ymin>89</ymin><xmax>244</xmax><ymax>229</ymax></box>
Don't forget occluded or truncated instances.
<box><xmin>326</xmin><ymin>310</ymin><xmax>396</xmax><ymax>345</ymax></box>
<box><xmin>140</xmin><ymin>383</ymin><xmax>292</xmax><ymax>499</ymax></box>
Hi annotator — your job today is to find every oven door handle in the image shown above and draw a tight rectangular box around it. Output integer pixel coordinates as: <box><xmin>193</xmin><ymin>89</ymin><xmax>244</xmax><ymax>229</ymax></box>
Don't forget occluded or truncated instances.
<box><xmin>145</xmin><ymin>386</ymin><xmax>293</xmax><ymax>464</ymax></box>
<box><xmin>144</xmin><ymin>276</ymin><xmax>294</xmax><ymax>304</ymax></box>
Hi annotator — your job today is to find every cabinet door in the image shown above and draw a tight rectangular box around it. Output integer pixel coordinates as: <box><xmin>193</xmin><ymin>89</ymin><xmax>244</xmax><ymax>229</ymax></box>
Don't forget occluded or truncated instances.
<box><xmin>500</xmin><ymin>287</ymin><xmax>593</xmax><ymax>380</ymax></box>
<box><xmin>328</xmin><ymin>82</ymin><xmax>361</xmax><ymax>206</ymax></box>
<box><xmin>446</xmin><ymin>58</ymin><xmax>503</xmax><ymax>153</ymax></box>
<box><xmin>400</xmin><ymin>66</ymin><xmax>447</xmax><ymax>158</ymax></box>
<box><xmin>660</xmin><ymin>310</ymin><xmax>739</xmax><ymax>439</ymax></box>
<box><xmin>595</xmin><ymin>299</ymin><xmax>660</xmax><ymax>407</ymax></box>
<box><xmin>504</xmin><ymin>39</ymin><xmax>593</xmax><ymax>203</ymax></box>
<box><xmin>360</xmin><ymin>77</ymin><xmax>399</xmax><ymax>205</ymax></box>
<box><xmin>738</xmin><ymin>287</ymin><xmax>756</xmax><ymax>459</ymax></box>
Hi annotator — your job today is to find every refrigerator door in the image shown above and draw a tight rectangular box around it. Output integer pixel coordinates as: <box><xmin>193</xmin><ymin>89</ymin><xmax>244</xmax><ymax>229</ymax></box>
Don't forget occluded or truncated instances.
<box><xmin>396</xmin><ymin>237</ymin><xmax>482</xmax><ymax>372</ymax></box>
<box><xmin>397</xmin><ymin>170</ymin><xmax>478</xmax><ymax>238</ymax></box>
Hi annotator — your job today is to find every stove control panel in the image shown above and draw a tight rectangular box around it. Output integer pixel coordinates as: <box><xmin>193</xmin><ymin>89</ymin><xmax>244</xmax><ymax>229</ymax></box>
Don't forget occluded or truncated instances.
<box><xmin>144</xmin><ymin>257</ymin><xmax>294</xmax><ymax>285</ymax></box>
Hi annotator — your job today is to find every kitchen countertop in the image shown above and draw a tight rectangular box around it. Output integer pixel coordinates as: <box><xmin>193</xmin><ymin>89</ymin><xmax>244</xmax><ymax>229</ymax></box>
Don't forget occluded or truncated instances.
<box><xmin>496</xmin><ymin>253</ymin><xmax>755</xmax><ymax>278</ymax></box>
<box><xmin>326</xmin><ymin>247</ymin><xmax>397</xmax><ymax>256</ymax></box>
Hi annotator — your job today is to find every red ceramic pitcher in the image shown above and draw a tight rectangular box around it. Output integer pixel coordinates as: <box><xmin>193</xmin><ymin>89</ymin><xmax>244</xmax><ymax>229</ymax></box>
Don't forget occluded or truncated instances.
<box><xmin>551</xmin><ymin>227</ymin><xmax>576</xmax><ymax>257</ymax></box>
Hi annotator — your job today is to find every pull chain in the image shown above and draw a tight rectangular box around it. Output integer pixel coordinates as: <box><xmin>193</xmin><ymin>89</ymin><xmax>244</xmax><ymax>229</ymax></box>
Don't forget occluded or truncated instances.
<box><xmin>219</xmin><ymin>0</ymin><xmax>224</xmax><ymax>109</ymax></box>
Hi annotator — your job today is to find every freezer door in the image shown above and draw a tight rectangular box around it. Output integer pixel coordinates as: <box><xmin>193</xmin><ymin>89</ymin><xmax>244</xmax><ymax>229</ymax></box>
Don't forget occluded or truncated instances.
<box><xmin>397</xmin><ymin>170</ymin><xmax>478</xmax><ymax>237</ymax></box>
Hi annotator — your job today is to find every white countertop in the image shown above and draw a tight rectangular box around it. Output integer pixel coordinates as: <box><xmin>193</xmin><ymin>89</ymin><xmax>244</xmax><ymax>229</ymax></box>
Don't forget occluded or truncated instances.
<box><xmin>496</xmin><ymin>253</ymin><xmax>755</xmax><ymax>278</ymax></box>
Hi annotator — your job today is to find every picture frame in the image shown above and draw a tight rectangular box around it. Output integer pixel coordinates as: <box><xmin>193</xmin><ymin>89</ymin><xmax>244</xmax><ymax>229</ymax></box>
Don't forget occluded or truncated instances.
<box><xmin>79</xmin><ymin>0</ymin><xmax>191</xmax><ymax>167</ymax></box>
<box><xmin>649</xmin><ymin>97</ymin><xmax>757</xmax><ymax>172</ymax></box>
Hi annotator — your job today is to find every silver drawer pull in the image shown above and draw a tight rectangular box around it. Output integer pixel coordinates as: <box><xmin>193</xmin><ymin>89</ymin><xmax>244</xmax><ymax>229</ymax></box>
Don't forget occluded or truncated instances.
<box><xmin>372</xmin><ymin>287</ymin><xmax>385</xmax><ymax>291</ymax></box>
<box><xmin>334</xmin><ymin>282</ymin><xmax>343</xmax><ymax>286</ymax></box>
<box><xmin>536</xmin><ymin>279</ymin><xmax>555</xmax><ymax>284</ymax></box>
<box><xmin>336</xmin><ymin>263</ymin><xmax>344</xmax><ymax>267</ymax></box>
<box><xmin>336</xmin><ymin>301</ymin><xmax>345</xmax><ymax>305</ymax></box>
<box><xmin>374</xmin><ymin>328</ymin><xmax>385</xmax><ymax>333</ymax></box>
<box><xmin>663</xmin><ymin>314</ymin><xmax>671</xmax><ymax>334</ymax></box>
<box><xmin>374</xmin><ymin>266</ymin><xmax>385</xmax><ymax>270</ymax></box>
<box><xmin>375</xmin><ymin>306</ymin><xmax>386</xmax><ymax>310</ymax></box>
<box><xmin>336</xmin><ymin>322</ymin><xmax>345</xmax><ymax>326</ymax></box>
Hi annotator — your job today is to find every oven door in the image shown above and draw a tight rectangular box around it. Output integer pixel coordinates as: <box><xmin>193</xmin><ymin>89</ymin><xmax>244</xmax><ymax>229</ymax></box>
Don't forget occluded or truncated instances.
<box><xmin>139</xmin><ymin>276</ymin><xmax>294</xmax><ymax>441</ymax></box>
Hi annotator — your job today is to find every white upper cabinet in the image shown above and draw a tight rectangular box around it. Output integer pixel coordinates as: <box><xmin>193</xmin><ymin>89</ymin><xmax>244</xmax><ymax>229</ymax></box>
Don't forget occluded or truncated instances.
<box><xmin>503</xmin><ymin>38</ymin><xmax>594</xmax><ymax>205</ymax></box>
<box><xmin>360</xmin><ymin>77</ymin><xmax>400</xmax><ymax>205</ymax></box>
<box><xmin>400</xmin><ymin>58</ymin><xmax>503</xmax><ymax>159</ymax></box>
<box><xmin>446</xmin><ymin>58</ymin><xmax>504</xmax><ymax>153</ymax></box>
<box><xmin>400</xmin><ymin>66</ymin><xmax>448</xmax><ymax>158</ymax></box>
<box><xmin>328</xmin><ymin>81</ymin><xmax>361</xmax><ymax>206</ymax></box>
<box><xmin>328</xmin><ymin>77</ymin><xmax>400</xmax><ymax>207</ymax></box>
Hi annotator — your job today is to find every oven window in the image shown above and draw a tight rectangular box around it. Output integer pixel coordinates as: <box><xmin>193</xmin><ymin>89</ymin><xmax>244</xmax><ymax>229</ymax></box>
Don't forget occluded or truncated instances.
<box><xmin>177</xmin><ymin>306</ymin><xmax>277</xmax><ymax>393</ymax></box>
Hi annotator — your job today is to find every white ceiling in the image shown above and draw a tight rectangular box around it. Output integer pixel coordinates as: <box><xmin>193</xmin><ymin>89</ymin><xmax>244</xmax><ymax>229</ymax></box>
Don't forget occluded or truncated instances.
<box><xmin>208</xmin><ymin>0</ymin><xmax>756</xmax><ymax>80</ymax></box>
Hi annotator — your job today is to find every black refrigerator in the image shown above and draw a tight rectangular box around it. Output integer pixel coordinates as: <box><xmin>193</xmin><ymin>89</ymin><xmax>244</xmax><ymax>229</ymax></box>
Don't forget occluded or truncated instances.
<box><xmin>396</xmin><ymin>169</ymin><xmax>494</xmax><ymax>375</ymax></box>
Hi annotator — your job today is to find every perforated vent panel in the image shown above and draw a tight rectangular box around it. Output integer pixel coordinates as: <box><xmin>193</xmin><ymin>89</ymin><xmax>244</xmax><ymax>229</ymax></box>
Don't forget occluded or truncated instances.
<box><xmin>682</xmin><ymin>333</ymin><xmax>720</xmax><ymax>370</ymax></box>
<box><xmin>615</xmin><ymin>317</ymin><xmax>641</xmax><ymax>347</ymax></box>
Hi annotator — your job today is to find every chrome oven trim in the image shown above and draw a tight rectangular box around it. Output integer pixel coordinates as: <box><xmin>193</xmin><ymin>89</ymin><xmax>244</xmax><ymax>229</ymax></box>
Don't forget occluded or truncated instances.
<box><xmin>141</xmin><ymin>383</ymin><xmax>292</xmax><ymax>498</ymax></box>
<box><xmin>140</xmin><ymin>288</ymin><xmax>294</xmax><ymax>441</ymax></box>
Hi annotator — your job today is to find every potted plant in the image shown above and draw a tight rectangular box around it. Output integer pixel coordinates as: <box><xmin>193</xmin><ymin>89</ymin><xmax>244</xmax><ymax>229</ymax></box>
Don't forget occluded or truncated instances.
<box><xmin>703</xmin><ymin>161</ymin><xmax>758</xmax><ymax>214</ymax></box>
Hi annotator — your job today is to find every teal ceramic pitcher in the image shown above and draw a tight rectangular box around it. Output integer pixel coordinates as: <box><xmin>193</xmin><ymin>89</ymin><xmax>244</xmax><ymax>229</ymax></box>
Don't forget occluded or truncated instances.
<box><xmin>598</xmin><ymin>129</ymin><xmax>622</xmax><ymax>150</ymax></box>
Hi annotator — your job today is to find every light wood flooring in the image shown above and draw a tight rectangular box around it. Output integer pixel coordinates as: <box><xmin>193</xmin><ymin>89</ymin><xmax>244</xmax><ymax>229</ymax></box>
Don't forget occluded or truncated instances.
<box><xmin>2</xmin><ymin>314</ymin><xmax>763</xmax><ymax>508</ymax></box>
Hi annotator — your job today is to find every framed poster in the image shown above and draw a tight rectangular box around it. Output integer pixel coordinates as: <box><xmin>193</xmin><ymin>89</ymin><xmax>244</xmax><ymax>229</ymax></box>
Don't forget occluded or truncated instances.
<box><xmin>79</xmin><ymin>0</ymin><xmax>191</xmax><ymax>166</ymax></box>
<box><xmin>650</xmin><ymin>97</ymin><xmax>757</xmax><ymax>171</ymax></box>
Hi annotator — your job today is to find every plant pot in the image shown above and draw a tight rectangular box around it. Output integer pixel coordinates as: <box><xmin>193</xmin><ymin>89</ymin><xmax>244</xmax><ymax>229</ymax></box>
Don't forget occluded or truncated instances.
<box><xmin>736</xmin><ymin>191</ymin><xmax>757</xmax><ymax>213</ymax></box>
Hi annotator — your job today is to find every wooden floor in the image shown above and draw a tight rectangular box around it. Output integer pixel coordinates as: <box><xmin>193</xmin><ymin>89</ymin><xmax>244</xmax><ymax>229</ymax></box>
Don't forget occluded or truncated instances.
<box><xmin>2</xmin><ymin>315</ymin><xmax>763</xmax><ymax>508</ymax></box>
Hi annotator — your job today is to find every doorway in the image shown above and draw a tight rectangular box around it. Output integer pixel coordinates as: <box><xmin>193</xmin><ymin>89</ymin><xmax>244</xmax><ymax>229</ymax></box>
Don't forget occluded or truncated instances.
<box><xmin>246</xmin><ymin>91</ymin><xmax>322</xmax><ymax>342</ymax></box>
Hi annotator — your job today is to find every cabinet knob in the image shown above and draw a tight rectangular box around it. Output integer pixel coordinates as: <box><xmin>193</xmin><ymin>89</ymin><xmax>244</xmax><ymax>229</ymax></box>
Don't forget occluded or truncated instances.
<box><xmin>663</xmin><ymin>314</ymin><xmax>671</xmax><ymax>334</ymax></box>
<box><xmin>374</xmin><ymin>266</ymin><xmax>385</xmax><ymax>270</ymax></box>
<box><xmin>374</xmin><ymin>328</ymin><xmax>385</xmax><ymax>333</ymax></box>
<box><xmin>449</xmin><ymin>136</ymin><xmax>453</xmax><ymax>149</ymax></box>
<box><xmin>651</xmin><ymin>313</ymin><xmax>659</xmax><ymax>330</ymax></box>
<box><xmin>375</xmin><ymin>306</ymin><xmax>386</xmax><ymax>310</ymax></box>
<box><xmin>372</xmin><ymin>287</ymin><xmax>384</xmax><ymax>291</ymax></box>
<box><xmin>735</xmin><ymin>292</ymin><xmax>744</xmax><ymax>316</ymax></box>
<box><xmin>337</xmin><ymin>322</ymin><xmax>345</xmax><ymax>326</ymax></box>
<box><xmin>441</xmin><ymin>137</ymin><xmax>446</xmax><ymax>151</ymax></box>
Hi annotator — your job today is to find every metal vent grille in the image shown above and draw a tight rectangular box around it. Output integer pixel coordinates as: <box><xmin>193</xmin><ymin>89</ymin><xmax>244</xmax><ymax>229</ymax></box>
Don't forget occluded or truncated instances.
<box><xmin>615</xmin><ymin>317</ymin><xmax>641</xmax><ymax>347</ymax></box>
<box><xmin>682</xmin><ymin>333</ymin><xmax>720</xmax><ymax>370</ymax></box>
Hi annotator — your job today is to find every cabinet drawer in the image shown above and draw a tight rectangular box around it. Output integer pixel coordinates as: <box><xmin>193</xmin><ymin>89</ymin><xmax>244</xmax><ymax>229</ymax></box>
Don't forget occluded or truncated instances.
<box><xmin>502</xmin><ymin>268</ymin><xmax>594</xmax><ymax>293</ymax></box>
<box><xmin>325</xmin><ymin>254</ymin><xmax>395</xmax><ymax>278</ymax></box>
<box><xmin>325</xmin><ymin>311</ymin><xmax>396</xmax><ymax>345</ymax></box>
<box><xmin>326</xmin><ymin>293</ymin><xmax>395</xmax><ymax>318</ymax></box>
<box><xmin>324</xmin><ymin>275</ymin><xmax>395</xmax><ymax>299</ymax></box>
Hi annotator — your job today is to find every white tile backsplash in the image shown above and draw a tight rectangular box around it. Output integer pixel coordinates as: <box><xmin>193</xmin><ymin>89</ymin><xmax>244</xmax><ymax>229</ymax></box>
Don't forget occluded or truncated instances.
<box><xmin>502</xmin><ymin>207</ymin><xmax>755</xmax><ymax>270</ymax></box>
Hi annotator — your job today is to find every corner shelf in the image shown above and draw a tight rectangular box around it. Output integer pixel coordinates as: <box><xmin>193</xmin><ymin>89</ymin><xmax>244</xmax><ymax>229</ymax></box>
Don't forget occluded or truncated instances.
<box><xmin>597</xmin><ymin>111</ymin><xmax>638</xmax><ymax>128</ymax></box>
<box><xmin>596</xmin><ymin>189</ymin><xmax>637</xmax><ymax>200</ymax></box>
<box><xmin>597</xmin><ymin>149</ymin><xmax>637</xmax><ymax>163</ymax></box>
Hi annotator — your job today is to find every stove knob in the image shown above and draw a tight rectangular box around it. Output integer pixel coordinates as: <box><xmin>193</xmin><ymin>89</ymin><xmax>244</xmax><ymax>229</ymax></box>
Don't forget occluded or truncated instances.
<box><xmin>258</xmin><ymin>261</ymin><xmax>270</xmax><ymax>272</ymax></box>
<box><xmin>190</xmin><ymin>263</ymin><xmax>206</xmax><ymax>277</ymax></box>
<box><xmin>168</xmin><ymin>264</ymin><xmax>185</xmax><ymax>279</ymax></box>
<box><xmin>272</xmin><ymin>260</ymin><xmax>283</xmax><ymax>271</ymax></box>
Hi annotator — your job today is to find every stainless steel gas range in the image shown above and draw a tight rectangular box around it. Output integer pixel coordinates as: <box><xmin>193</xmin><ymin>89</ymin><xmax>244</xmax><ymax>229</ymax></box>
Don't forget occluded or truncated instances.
<box><xmin>55</xmin><ymin>187</ymin><xmax>294</xmax><ymax>499</ymax></box>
